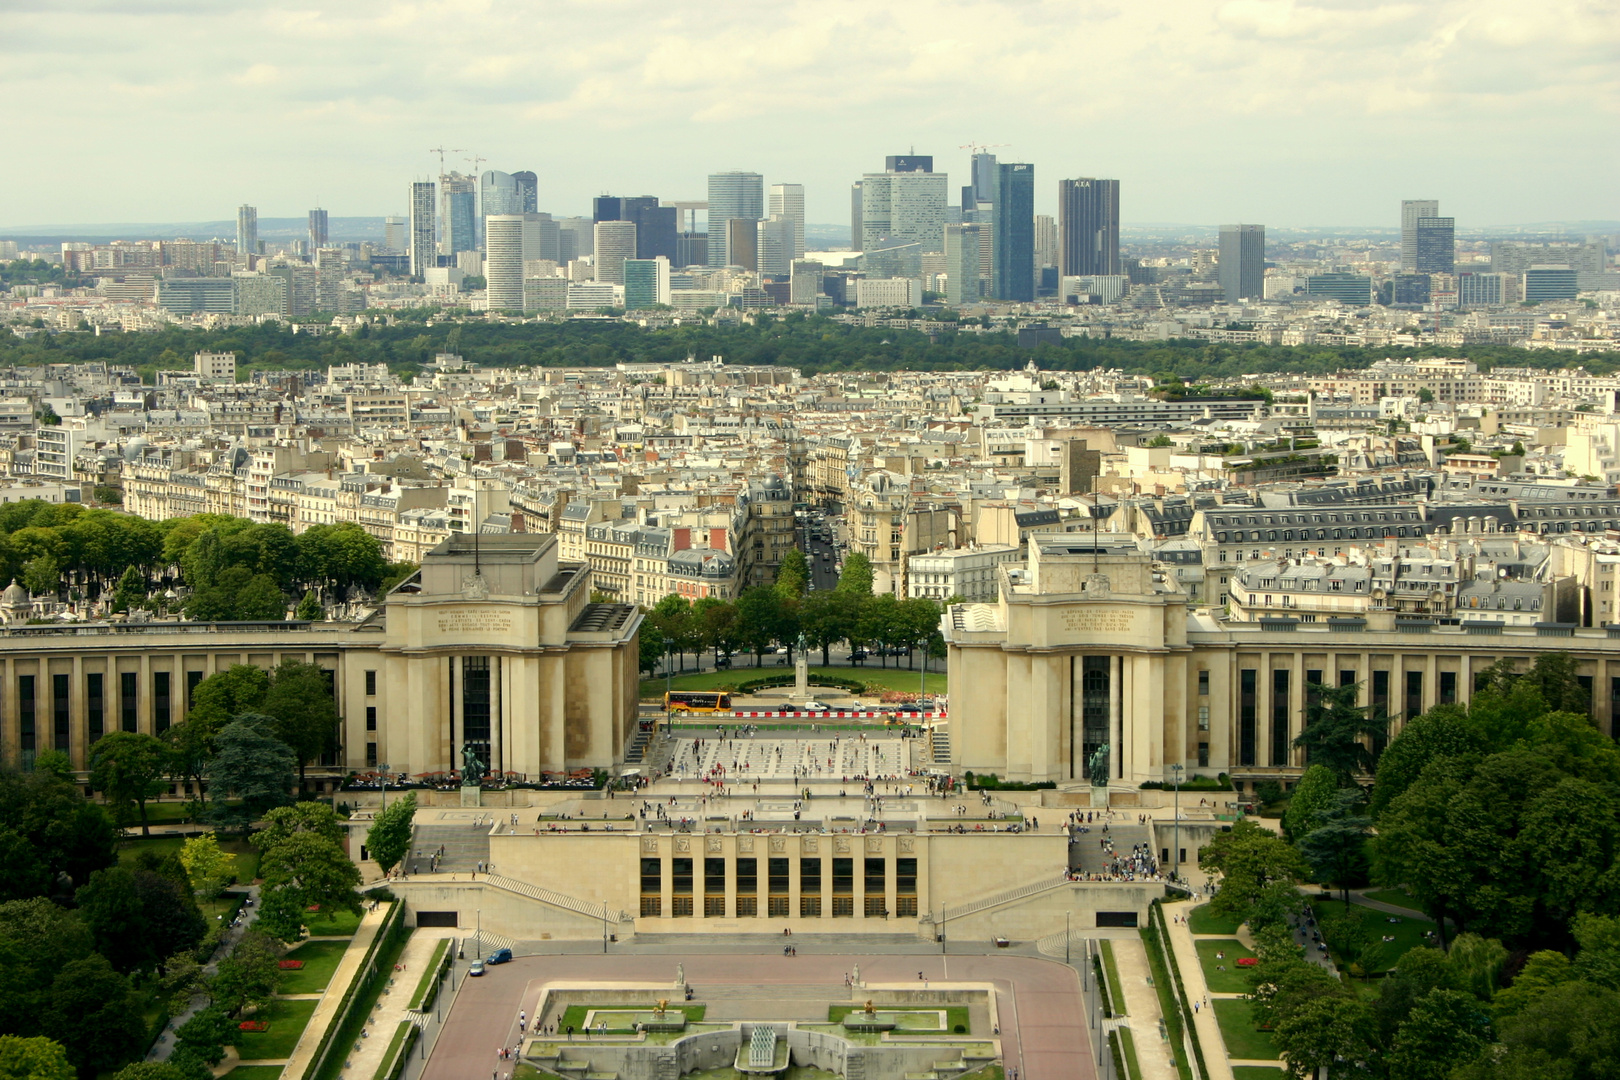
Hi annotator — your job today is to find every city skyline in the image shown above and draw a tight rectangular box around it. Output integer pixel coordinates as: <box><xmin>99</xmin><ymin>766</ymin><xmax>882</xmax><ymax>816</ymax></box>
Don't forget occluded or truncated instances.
<box><xmin>2</xmin><ymin>1</ymin><xmax>1615</xmax><ymax>229</ymax></box>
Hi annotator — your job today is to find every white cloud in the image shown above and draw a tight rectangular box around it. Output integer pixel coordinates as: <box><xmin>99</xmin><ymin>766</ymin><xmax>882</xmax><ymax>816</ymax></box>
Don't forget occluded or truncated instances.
<box><xmin>0</xmin><ymin>0</ymin><xmax>1614</xmax><ymax>226</ymax></box>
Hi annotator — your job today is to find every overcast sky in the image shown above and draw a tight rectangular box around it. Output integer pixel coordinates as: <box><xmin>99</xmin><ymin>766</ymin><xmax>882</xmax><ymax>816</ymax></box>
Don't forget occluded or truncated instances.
<box><xmin>3</xmin><ymin>0</ymin><xmax>1616</xmax><ymax>229</ymax></box>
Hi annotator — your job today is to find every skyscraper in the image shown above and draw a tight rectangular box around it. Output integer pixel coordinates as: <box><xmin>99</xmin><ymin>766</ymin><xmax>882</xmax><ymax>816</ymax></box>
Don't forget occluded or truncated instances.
<box><xmin>706</xmin><ymin>172</ymin><xmax>764</xmax><ymax>267</ymax></box>
<box><xmin>859</xmin><ymin>166</ymin><xmax>948</xmax><ymax>252</ymax></box>
<box><xmin>725</xmin><ymin>218</ymin><xmax>759</xmax><ymax>271</ymax></box>
<box><xmin>760</xmin><ymin>216</ymin><xmax>797</xmax><ymax>276</ymax></box>
<box><xmin>308</xmin><ymin>208</ymin><xmax>329</xmax><ymax>251</ymax></box>
<box><xmin>990</xmin><ymin>163</ymin><xmax>1034</xmax><ymax>302</ymax></box>
<box><xmin>481</xmin><ymin>171</ymin><xmax>523</xmax><ymax>222</ymax></box>
<box><xmin>484</xmin><ymin>214</ymin><xmax>528</xmax><ymax>312</ymax></box>
<box><xmin>1400</xmin><ymin>200</ymin><xmax>1439</xmax><ymax>273</ymax></box>
<box><xmin>768</xmin><ymin>183</ymin><xmax>806</xmax><ymax>259</ymax></box>
<box><xmin>1415</xmin><ymin>216</ymin><xmax>1456</xmax><ymax>274</ymax></box>
<box><xmin>595</xmin><ymin>197</ymin><xmax>676</xmax><ymax>262</ymax></box>
<box><xmin>409</xmin><ymin>182</ymin><xmax>436</xmax><ymax>277</ymax></box>
<box><xmin>440</xmin><ymin>173</ymin><xmax>477</xmax><ymax>256</ymax></box>
<box><xmin>1218</xmin><ymin>224</ymin><xmax>1266</xmax><ymax>302</ymax></box>
<box><xmin>886</xmin><ymin>154</ymin><xmax>933</xmax><ymax>174</ymax></box>
<box><xmin>623</xmin><ymin>257</ymin><xmax>671</xmax><ymax>310</ymax></box>
<box><xmin>944</xmin><ymin>223</ymin><xmax>981</xmax><ymax>306</ymax></box>
<box><xmin>593</xmin><ymin>220</ymin><xmax>637</xmax><ymax>285</ymax></box>
<box><xmin>512</xmin><ymin>171</ymin><xmax>538</xmax><ymax>214</ymax></box>
<box><xmin>1058</xmin><ymin>178</ymin><xmax>1120</xmax><ymax>276</ymax></box>
<box><xmin>384</xmin><ymin>216</ymin><xmax>405</xmax><ymax>255</ymax></box>
<box><xmin>236</xmin><ymin>204</ymin><xmax>258</xmax><ymax>256</ymax></box>
<box><xmin>850</xmin><ymin>182</ymin><xmax>863</xmax><ymax>252</ymax></box>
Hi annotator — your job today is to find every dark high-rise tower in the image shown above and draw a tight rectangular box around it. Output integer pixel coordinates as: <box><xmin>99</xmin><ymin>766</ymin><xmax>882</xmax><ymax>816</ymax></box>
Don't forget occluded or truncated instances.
<box><xmin>512</xmin><ymin>171</ymin><xmax>538</xmax><ymax>213</ymax></box>
<box><xmin>990</xmin><ymin>163</ymin><xmax>1034</xmax><ymax>302</ymax></box>
<box><xmin>1218</xmin><ymin>224</ymin><xmax>1266</xmax><ymax>302</ymax></box>
<box><xmin>1415</xmin><ymin>216</ymin><xmax>1455</xmax><ymax>274</ymax></box>
<box><xmin>594</xmin><ymin>196</ymin><xmax>676</xmax><ymax>262</ymax></box>
<box><xmin>885</xmin><ymin>154</ymin><xmax>933</xmax><ymax>173</ymax></box>
<box><xmin>1057</xmin><ymin>178</ymin><xmax>1120</xmax><ymax>276</ymax></box>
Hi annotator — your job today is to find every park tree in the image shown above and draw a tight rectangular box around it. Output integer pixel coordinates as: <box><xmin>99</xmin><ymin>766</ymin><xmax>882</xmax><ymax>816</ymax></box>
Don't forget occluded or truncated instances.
<box><xmin>295</xmin><ymin>589</ymin><xmax>324</xmax><ymax>621</ymax></box>
<box><xmin>0</xmin><ymin>1037</ymin><xmax>73</xmax><ymax>1080</ymax></box>
<box><xmin>1282</xmin><ymin>764</ymin><xmax>1338</xmax><ymax>841</ymax></box>
<box><xmin>179</xmin><ymin>833</ymin><xmax>236</xmax><ymax>899</ymax></box>
<box><xmin>366</xmin><ymin>792</ymin><xmax>416</xmax><ymax>875</ymax></box>
<box><xmin>209</xmin><ymin>931</ymin><xmax>283</xmax><ymax>1014</ymax></box>
<box><xmin>261</xmin><ymin>660</ymin><xmax>340</xmax><ymax>793</ymax></box>
<box><xmin>1271</xmin><ymin>994</ymin><xmax>1372</xmax><ymax>1079</ymax></box>
<box><xmin>75</xmin><ymin>866</ymin><xmax>204</xmax><ymax>974</ymax></box>
<box><xmin>1298</xmin><ymin>789</ymin><xmax>1372</xmax><ymax>904</ymax></box>
<box><xmin>1295</xmin><ymin>679</ymin><xmax>1387</xmax><ymax>785</ymax></box>
<box><xmin>694</xmin><ymin>596</ymin><xmax>742</xmax><ymax>663</ymax></box>
<box><xmin>1199</xmin><ymin>818</ymin><xmax>1307</xmax><ymax>929</ymax></box>
<box><xmin>233</xmin><ymin>574</ymin><xmax>287</xmax><ymax>621</ymax></box>
<box><xmin>0</xmin><ymin>770</ymin><xmax>117</xmax><ymax>888</ymax></box>
<box><xmin>836</xmin><ymin>551</ymin><xmax>874</xmax><ymax>595</ymax></box>
<box><xmin>775</xmin><ymin>548</ymin><xmax>809</xmax><ymax>600</ymax></box>
<box><xmin>87</xmin><ymin>731</ymin><xmax>170</xmax><ymax>835</ymax></box>
<box><xmin>735</xmin><ymin>586</ymin><xmax>786</xmax><ymax>665</ymax></box>
<box><xmin>1369</xmin><ymin>705</ymin><xmax>1485</xmax><ymax>816</ymax></box>
<box><xmin>254</xmin><ymin>802</ymin><xmax>361</xmax><ymax>937</ymax></box>
<box><xmin>20</xmin><ymin>555</ymin><xmax>58</xmax><ymax>598</ymax></box>
<box><xmin>110</xmin><ymin>566</ymin><xmax>146</xmax><ymax>613</ymax></box>
<box><xmin>205</xmin><ymin>714</ymin><xmax>296</xmax><ymax>834</ymax></box>
<box><xmin>1385</xmin><ymin>989</ymin><xmax>1492</xmax><ymax>1080</ymax></box>
<box><xmin>44</xmin><ymin>953</ymin><xmax>144</xmax><ymax>1077</ymax></box>
<box><xmin>110</xmin><ymin>1064</ymin><xmax>203</xmax><ymax>1080</ymax></box>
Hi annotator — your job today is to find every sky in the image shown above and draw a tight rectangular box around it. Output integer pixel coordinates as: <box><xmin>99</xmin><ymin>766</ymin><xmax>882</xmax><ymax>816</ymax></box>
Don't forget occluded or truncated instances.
<box><xmin>2</xmin><ymin>0</ymin><xmax>1617</xmax><ymax>230</ymax></box>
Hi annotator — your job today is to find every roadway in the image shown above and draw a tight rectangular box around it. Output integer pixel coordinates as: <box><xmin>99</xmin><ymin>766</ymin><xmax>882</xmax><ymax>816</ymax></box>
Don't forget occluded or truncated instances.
<box><xmin>421</xmin><ymin>947</ymin><xmax>1095</xmax><ymax>1080</ymax></box>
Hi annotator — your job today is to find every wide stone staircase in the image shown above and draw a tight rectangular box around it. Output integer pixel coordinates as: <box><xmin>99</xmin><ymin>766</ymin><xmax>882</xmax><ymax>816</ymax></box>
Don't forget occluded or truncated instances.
<box><xmin>1069</xmin><ymin>821</ymin><xmax>1155</xmax><ymax>876</ymax></box>
<box><xmin>928</xmin><ymin>724</ymin><xmax>951</xmax><ymax>767</ymax></box>
<box><xmin>408</xmin><ymin>823</ymin><xmax>491</xmax><ymax>874</ymax></box>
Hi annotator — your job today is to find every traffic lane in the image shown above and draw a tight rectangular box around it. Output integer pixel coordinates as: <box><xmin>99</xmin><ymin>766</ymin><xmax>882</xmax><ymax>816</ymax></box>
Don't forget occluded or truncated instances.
<box><xmin>421</xmin><ymin>952</ymin><xmax>1093</xmax><ymax>1080</ymax></box>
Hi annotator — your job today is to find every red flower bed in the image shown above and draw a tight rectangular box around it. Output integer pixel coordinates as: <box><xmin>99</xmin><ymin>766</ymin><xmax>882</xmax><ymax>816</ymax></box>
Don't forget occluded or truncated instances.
<box><xmin>1236</xmin><ymin>956</ymin><xmax>1258</xmax><ymax>967</ymax></box>
<box><xmin>278</xmin><ymin>960</ymin><xmax>304</xmax><ymax>969</ymax></box>
<box><xmin>238</xmin><ymin>1021</ymin><xmax>269</xmax><ymax>1032</ymax></box>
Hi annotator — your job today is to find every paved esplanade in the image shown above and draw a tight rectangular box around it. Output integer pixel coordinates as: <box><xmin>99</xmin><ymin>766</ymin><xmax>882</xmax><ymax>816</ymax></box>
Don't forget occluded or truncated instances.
<box><xmin>421</xmin><ymin>952</ymin><xmax>1094</xmax><ymax>1080</ymax></box>
<box><xmin>664</xmin><ymin>729</ymin><xmax>910</xmax><ymax>782</ymax></box>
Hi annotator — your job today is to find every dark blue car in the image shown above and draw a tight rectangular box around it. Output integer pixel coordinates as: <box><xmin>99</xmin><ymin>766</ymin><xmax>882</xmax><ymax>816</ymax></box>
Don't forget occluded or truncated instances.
<box><xmin>486</xmin><ymin>947</ymin><xmax>513</xmax><ymax>964</ymax></box>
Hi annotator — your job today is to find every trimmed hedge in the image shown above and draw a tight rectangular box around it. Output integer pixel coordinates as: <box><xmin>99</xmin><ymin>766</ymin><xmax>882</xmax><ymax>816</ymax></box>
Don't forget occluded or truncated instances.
<box><xmin>1140</xmin><ymin>773</ymin><xmax>1232</xmax><ymax>791</ymax></box>
<box><xmin>373</xmin><ymin>1021</ymin><xmax>419</xmax><ymax>1080</ymax></box>
<box><xmin>407</xmin><ymin>938</ymin><xmax>452</xmax><ymax>1012</ymax></box>
<box><xmin>963</xmin><ymin>771</ymin><xmax>1057</xmax><ymax>791</ymax></box>
<box><xmin>733</xmin><ymin>674</ymin><xmax>870</xmax><ymax>695</ymax></box>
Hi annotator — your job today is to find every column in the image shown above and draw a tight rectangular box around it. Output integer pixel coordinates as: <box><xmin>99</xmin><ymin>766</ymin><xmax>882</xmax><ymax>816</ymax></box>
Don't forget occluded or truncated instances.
<box><xmin>2</xmin><ymin>658</ymin><xmax>15</xmax><ymax>764</ymax></box>
<box><xmin>1288</xmin><ymin>650</ymin><xmax>1305</xmax><ymax>769</ymax></box>
<box><xmin>545</xmin><ymin>654</ymin><xmax>567</xmax><ymax>771</ymax></box>
<box><xmin>724</xmin><ymin>842</ymin><xmax>737</xmax><ymax>920</ymax></box>
<box><xmin>138</xmin><ymin>653</ymin><xmax>153</xmax><ymax>734</ymax></box>
<box><xmin>788</xmin><ymin>850</ymin><xmax>800</xmax><ymax>922</ymax></box>
<box><xmin>1112</xmin><ymin>655</ymin><xmax>1125</xmax><ymax>781</ymax></box>
<box><xmin>660</xmin><ymin>849</ymin><xmax>672</xmax><ymax>922</ymax></box>
<box><xmin>885</xmin><ymin>849</ymin><xmax>897</xmax><ymax>924</ymax></box>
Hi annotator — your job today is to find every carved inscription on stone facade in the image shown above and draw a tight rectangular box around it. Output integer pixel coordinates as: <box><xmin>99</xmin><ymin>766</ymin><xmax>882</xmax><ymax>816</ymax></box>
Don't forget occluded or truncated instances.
<box><xmin>434</xmin><ymin>606</ymin><xmax>514</xmax><ymax>636</ymax></box>
<box><xmin>1059</xmin><ymin>608</ymin><xmax>1136</xmax><ymax>636</ymax></box>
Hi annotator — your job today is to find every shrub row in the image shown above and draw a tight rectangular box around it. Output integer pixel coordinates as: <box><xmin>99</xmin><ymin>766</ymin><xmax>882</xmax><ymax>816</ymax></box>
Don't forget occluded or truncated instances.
<box><xmin>1138</xmin><ymin>773</ymin><xmax>1232</xmax><ymax>791</ymax></box>
<box><xmin>306</xmin><ymin>901</ymin><xmax>408</xmax><ymax>1080</ymax></box>
<box><xmin>962</xmin><ymin>771</ymin><xmax>1057</xmax><ymax>791</ymax></box>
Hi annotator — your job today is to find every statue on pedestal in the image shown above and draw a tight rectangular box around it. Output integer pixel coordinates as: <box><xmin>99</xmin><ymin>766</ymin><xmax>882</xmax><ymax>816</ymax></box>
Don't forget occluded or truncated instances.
<box><xmin>1087</xmin><ymin>743</ymin><xmax>1110</xmax><ymax>788</ymax></box>
<box><xmin>461</xmin><ymin>743</ymin><xmax>485</xmax><ymax>783</ymax></box>
<box><xmin>676</xmin><ymin>962</ymin><xmax>685</xmax><ymax>986</ymax></box>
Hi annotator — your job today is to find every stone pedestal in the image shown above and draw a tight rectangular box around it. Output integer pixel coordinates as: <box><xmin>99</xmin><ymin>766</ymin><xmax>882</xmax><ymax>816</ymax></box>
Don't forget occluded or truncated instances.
<box><xmin>793</xmin><ymin>652</ymin><xmax>809</xmax><ymax>701</ymax></box>
<box><xmin>460</xmin><ymin>784</ymin><xmax>482</xmax><ymax>808</ymax></box>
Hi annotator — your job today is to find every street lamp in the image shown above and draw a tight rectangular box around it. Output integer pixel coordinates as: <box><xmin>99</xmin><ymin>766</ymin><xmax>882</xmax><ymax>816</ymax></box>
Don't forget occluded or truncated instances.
<box><xmin>602</xmin><ymin>901</ymin><xmax>609</xmax><ymax>954</ymax></box>
<box><xmin>1168</xmin><ymin>763</ymin><xmax>1184</xmax><ymax>884</ymax></box>
<box><xmin>476</xmin><ymin>908</ymin><xmax>482</xmax><ymax>960</ymax></box>
<box><xmin>379</xmin><ymin>762</ymin><xmax>389</xmax><ymax>814</ymax></box>
<box><xmin>663</xmin><ymin>637</ymin><xmax>674</xmax><ymax>711</ymax></box>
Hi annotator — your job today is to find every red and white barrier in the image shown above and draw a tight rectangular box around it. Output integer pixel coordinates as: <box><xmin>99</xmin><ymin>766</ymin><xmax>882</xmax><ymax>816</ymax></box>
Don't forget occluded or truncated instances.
<box><xmin>718</xmin><ymin>710</ymin><xmax>948</xmax><ymax>719</ymax></box>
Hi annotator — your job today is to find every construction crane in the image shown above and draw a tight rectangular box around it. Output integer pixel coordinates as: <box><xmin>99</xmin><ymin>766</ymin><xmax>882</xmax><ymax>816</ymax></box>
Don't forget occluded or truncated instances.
<box><xmin>958</xmin><ymin>142</ymin><xmax>1009</xmax><ymax>155</ymax></box>
<box><xmin>427</xmin><ymin>145</ymin><xmax>465</xmax><ymax>177</ymax></box>
<box><xmin>465</xmin><ymin>153</ymin><xmax>487</xmax><ymax>178</ymax></box>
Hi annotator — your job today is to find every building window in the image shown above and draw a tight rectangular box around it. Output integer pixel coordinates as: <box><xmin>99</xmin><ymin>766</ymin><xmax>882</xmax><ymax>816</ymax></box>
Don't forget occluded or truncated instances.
<box><xmin>800</xmin><ymin>858</ymin><xmax>821</xmax><ymax>917</ymax></box>
<box><xmin>154</xmin><ymin>671</ymin><xmax>171</xmax><ymax>734</ymax></box>
<box><xmin>1371</xmin><ymin>670</ymin><xmax>1390</xmax><ymax>757</ymax></box>
<box><xmin>671</xmin><ymin>858</ymin><xmax>693</xmax><ymax>917</ymax></box>
<box><xmin>1439</xmin><ymin>671</ymin><xmax>1458</xmax><ymax>705</ymax></box>
<box><xmin>1082</xmin><ymin>656</ymin><xmax>1111</xmax><ymax>777</ymax></box>
<box><xmin>366</xmin><ymin>706</ymin><xmax>378</xmax><ymax>732</ymax></box>
<box><xmin>121</xmin><ymin>671</ymin><xmax>137</xmax><ymax>732</ymax></box>
<box><xmin>1239</xmin><ymin>669</ymin><xmax>1257</xmax><ymax>767</ymax></box>
<box><xmin>52</xmin><ymin>673</ymin><xmax>69</xmax><ymax>754</ymax></box>
<box><xmin>1198</xmin><ymin>669</ymin><xmax>1209</xmax><ymax>696</ymax></box>
<box><xmin>1198</xmin><ymin>742</ymin><xmax>1210</xmax><ymax>767</ymax></box>
<box><xmin>1198</xmin><ymin>705</ymin><xmax>1210</xmax><ymax>731</ymax></box>
<box><xmin>864</xmin><ymin>858</ymin><xmax>886</xmax><ymax>918</ymax></box>
<box><xmin>1405</xmin><ymin>670</ymin><xmax>1423</xmax><ymax>720</ymax></box>
<box><xmin>832</xmin><ymin>857</ymin><xmax>854</xmax><ymax>917</ymax></box>
<box><xmin>365</xmin><ymin>670</ymin><xmax>377</xmax><ymax>696</ymax></box>
<box><xmin>18</xmin><ymin>675</ymin><xmax>35</xmax><ymax>763</ymax></box>
<box><xmin>736</xmin><ymin>858</ymin><xmax>757</xmax><ymax>917</ymax></box>
<box><xmin>187</xmin><ymin>670</ymin><xmax>203</xmax><ymax>710</ymax></box>
<box><xmin>1272</xmin><ymin>668</ymin><xmax>1290</xmax><ymax>766</ymax></box>
<box><xmin>461</xmin><ymin>657</ymin><xmax>492</xmax><ymax>772</ymax></box>
<box><xmin>366</xmin><ymin>742</ymin><xmax>378</xmax><ymax>767</ymax></box>
<box><xmin>87</xmin><ymin>672</ymin><xmax>104</xmax><ymax>743</ymax></box>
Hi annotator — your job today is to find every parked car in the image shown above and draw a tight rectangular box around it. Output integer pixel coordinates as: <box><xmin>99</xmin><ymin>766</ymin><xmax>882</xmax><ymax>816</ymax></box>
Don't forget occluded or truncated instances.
<box><xmin>468</xmin><ymin>960</ymin><xmax>486</xmax><ymax>976</ymax></box>
<box><xmin>803</xmin><ymin>701</ymin><xmax>833</xmax><ymax>711</ymax></box>
<box><xmin>486</xmin><ymin>947</ymin><xmax>513</xmax><ymax>965</ymax></box>
<box><xmin>715</xmin><ymin>655</ymin><xmax>732</xmax><ymax>669</ymax></box>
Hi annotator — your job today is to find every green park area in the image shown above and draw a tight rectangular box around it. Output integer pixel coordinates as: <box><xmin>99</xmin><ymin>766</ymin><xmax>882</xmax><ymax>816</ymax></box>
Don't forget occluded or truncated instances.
<box><xmin>1187</xmin><ymin>904</ymin><xmax>1243</xmax><ymax>936</ymax></box>
<box><xmin>1362</xmin><ymin>887</ymin><xmax>1425</xmax><ymax>913</ymax></box>
<box><xmin>304</xmin><ymin>907</ymin><xmax>363</xmax><ymax>936</ymax></box>
<box><xmin>233</xmin><ymin>997</ymin><xmax>320</xmax><ymax>1060</ymax></box>
<box><xmin>641</xmin><ymin>664</ymin><xmax>946</xmax><ymax>701</ymax></box>
<box><xmin>1231</xmin><ymin>1069</ymin><xmax>1285</xmax><ymax>1079</ymax></box>
<box><xmin>1195</xmin><ymin>938</ymin><xmax>1258</xmax><ymax>994</ymax></box>
<box><xmin>1310</xmin><ymin>899</ymin><xmax>1431</xmax><ymax>974</ymax></box>
<box><xmin>221</xmin><ymin>1067</ymin><xmax>286</xmax><ymax>1080</ymax></box>
<box><xmin>1212</xmin><ymin>998</ymin><xmax>1278</xmax><ymax>1062</ymax></box>
<box><xmin>277</xmin><ymin>939</ymin><xmax>350</xmax><ymax>994</ymax></box>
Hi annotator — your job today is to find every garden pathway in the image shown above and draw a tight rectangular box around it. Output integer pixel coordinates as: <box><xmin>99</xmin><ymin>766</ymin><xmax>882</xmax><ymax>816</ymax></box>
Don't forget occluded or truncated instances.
<box><xmin>1108</xmin><ymin>938</ymin><xmax>1177</xmax><ymax>1080</ymax></box>
<box><xmin>276</xmin><ymin>905</ymin><xmax>389</xmax><ymax>1080</ymax></box>
<box><xmin>337</xmin><ymin>930</ymin><xmax>455</xmax><ymax>1080</ymax></box>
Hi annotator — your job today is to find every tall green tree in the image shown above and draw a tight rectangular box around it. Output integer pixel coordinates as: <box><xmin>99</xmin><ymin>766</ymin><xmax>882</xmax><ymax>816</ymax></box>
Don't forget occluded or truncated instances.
<box><xmin>87</xmin><ymin>731</ymin><xmax>170</xmax><ymax>836</ymax></box>
<box><xmin>836</xmin><ymin>551</ymin><xmax>874</xmax><ymax>595</ymax></box>
<box><xmin>0</xmin><ymin>1036</ymin><xmax>73</xmax><ymax>1080</ymax></box>
<box><xmin>1199</xmin><ymin>818</ymin><xmax>1308</xmax><ymax>929</ymax></box>
<box><xmin>366</xmin><ymin>792</ymin><xmax>416</xmax><ymax>875</ymax></box>
<box><xmin>1283</xmin><ymin>763</ymin><xmax>1339</xmax><ymax>841</ymax></box>
<box><xmin>205</xmin><ymin>714</ymin><xmax>295</xmax><ymax>835</ymax></box>
<box><xmin>774</xmin><ymin>548</ymin><xmax>808</xmax><ymax>600</ymax></box>
<box><xmin>261</xmin><ymin>660</ymin><xmax>340</xmax><ymax>793</ymax></box>
<box><xmin>1295</xmin><ymin>679</ymin><xmax>1387</xmax><ymax>785</ymax></box>
<box><xmin>1298</xmin><ymin>789</ymin><xmax>1372</xmax><ymax>904</ymax></box>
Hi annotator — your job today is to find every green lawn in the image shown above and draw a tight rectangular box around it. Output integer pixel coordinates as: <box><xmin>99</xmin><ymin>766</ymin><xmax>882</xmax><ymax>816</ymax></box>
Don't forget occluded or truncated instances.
<box><xmin>1363</xmin><ymin>888</ymin><xmax>1427</xmax><ymax>914</ymax></box>
<box><xmin>232</xmin><ymin>997</ymin><xmax>318</xmax><ymax>1060</ymax></box>
<box><xmin>221</xmin><ymin>1067</ymin><xmax>285</xmax><ymax>1080</ymax></box>
<box><xmin>827</xmin><ymin>1004</ymin><xmax>969</xmax><ymax>1033</ymax></box>
<box><xmin>1195</xmin><ymin>939</ymin><xmax>1258</xmax><ymax>994</ymax></box>
<box><xmin>408</xmin><ymin>939</ymin><xmax>451</xmax><ymax>1009</ymax></box>
<box><xmin>1231</xmin><ymin>1069</ymin><xmax>1285</xmax><ymax>1079</ymax></box>
<box><xmin>372</xmin><ymin>1021</ymin><xmax>416</xmax><ymax>1080</ymax></box>
<box><xmin>278</xmin><ymin>939</ymin><xmax>349</xmax><ymax>994</ymax></box>
<box><xmin>305</xmin><ymin>907</ymin><xmax>363</xmax><ymax>937</ymax></box>
<box><xmin>1100</xmin><ymin>940</ymin><xmax>1127</xmax><ymax>1016</ymax></box>
<box><xmin>1116</xmin><ymin>1028</ymin><xmax>1142</xmax><ymax>1080</ymax></box>
<box><xmin>1188</xmin><ymin>905</ymin><xmax>1243</xmax><ymax>936</ymax></box>
<box><xmin>117</xmin><ymin>834</ymin><xmax>260</xmax><ymax>883</ymax></box>
<box><xmin>640</xmin><ymin>664</ymin><xmax>947</xmax><ymax>701</ymax></box>
<box><xmin>557</xmin><ymin>1004</ymin><xmax>707</xmax><ymax>1032</ymax></box>
<box><xmin>1212</xmin><ymin>999</ymin><xmax>1278</xmax><ymax>1062</ymax></box>
<box><xmin>1311</xmin><ymin>899</ymin><xmax>1431</xmax><ymax>974</ymax></box>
